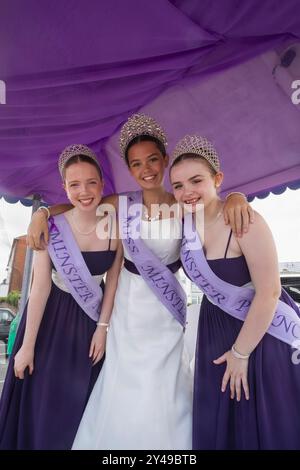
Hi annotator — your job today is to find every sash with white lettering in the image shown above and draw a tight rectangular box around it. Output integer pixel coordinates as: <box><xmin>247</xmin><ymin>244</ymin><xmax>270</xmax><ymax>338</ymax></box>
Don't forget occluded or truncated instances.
<box><xmin>181</xmin><ymin>213</ymin><xmax>300</xmax><ymax>346</ymax></box>
<box><xmin>47</xmin><ymin>214</ymin><xmax>103</xmax><ymax>322</ymax></box>
<box><xmin>119</xmin><ymin>191</ymin><xmax>186</xmax><ymax>328</ymax></box>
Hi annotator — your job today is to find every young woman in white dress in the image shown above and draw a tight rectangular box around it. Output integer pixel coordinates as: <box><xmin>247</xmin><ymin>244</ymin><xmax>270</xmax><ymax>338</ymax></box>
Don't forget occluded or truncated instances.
<box><xmin>73</xmin><ymin>115</ymin><xmax>192</xmax><ymax>450</ymax></box>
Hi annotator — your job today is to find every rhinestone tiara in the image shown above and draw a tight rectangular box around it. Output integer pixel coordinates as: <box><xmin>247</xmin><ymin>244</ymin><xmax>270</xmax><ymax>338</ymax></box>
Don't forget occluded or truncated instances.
<box><xmin>58</xmin><ymin>144</ymin><xmax>101</xmax><ymax>178</ymax></box>
<box><xmin>171</xmin><ymin>135</ymin><xmax>220</xmax><ymax>172</ymax></box>
<box><xmin>119</xmin><ymin>113</ymin><xmax>167</xmax><ymax>159</ymax></box>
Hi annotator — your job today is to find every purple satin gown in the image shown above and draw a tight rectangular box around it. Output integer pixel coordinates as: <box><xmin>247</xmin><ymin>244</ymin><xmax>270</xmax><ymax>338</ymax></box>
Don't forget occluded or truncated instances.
<box><xmin>0</xmin><ymin>250</ymin><xmax>115</xmax><ymax>450</ymax></box>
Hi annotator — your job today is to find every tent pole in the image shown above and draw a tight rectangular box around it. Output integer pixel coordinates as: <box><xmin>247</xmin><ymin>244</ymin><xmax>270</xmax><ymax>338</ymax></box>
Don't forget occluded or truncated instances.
<box><xmin>18</xmin><ymin>194</ymin><xmax>42</xmax><ymax>316</ymax></box>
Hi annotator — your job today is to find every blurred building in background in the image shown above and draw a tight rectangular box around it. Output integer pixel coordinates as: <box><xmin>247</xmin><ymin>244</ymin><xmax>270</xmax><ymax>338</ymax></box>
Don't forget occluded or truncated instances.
<box><xmin>6</xmin><ymin>235</ymin><xmax>26</xmax><ymax>293</ymax></box>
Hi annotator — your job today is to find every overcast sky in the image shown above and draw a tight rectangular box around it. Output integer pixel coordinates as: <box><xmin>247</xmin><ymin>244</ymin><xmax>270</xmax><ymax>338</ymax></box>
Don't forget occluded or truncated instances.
<box><xmin>0</xmin><ymin>188</ymin><xmax>299</xmax><ymax>283</ymax></box>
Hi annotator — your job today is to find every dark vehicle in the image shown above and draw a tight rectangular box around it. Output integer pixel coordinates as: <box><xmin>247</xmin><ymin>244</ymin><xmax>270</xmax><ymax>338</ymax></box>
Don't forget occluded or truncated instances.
<box><xmin>281</xmin><ymin>274</ymin><xmax>300</xmax><ymax>306</ymax></box>
<box><xmin>0</xmin><ymin>308</ymin><xmax>15</xmax><ymax>343</ymax></box>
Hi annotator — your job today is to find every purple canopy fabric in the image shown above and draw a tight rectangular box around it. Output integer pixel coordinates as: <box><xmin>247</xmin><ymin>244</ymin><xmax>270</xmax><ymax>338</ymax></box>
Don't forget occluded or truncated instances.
<box><xmin>0</xmin><ymin>0</ymin><xmax>299</xmax><ymax>203</ymax></box>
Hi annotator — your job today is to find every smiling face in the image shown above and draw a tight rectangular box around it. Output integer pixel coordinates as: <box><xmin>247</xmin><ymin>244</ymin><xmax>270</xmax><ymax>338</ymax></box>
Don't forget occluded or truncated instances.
<box><xmin>64</xmin><ymin>160</ymin><xmax>103</xmax><ymax>211</ymax></box>
<box><xmin>170</xmin><ymin>158</ymin><xmax>223</xmax><ymax>212</ymax></box>
<box><xmin>127</xmin><ymin>140</ymin><xmax>169</xmax><ymax>190</ymax></box>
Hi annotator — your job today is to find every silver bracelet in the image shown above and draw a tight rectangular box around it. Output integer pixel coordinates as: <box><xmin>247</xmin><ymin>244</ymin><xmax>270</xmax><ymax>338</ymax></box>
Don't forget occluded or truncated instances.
<box><xmin>225</xmin><ymin>191</ymin><xmax>247</xmax><ymax>201</ymax></box>
<box><xmin>38</xmin><ymin>206</ymin><xmax>50</xmax><ymax>220</ymax></box>
<box><xmin>96</xmin><ymin>321</ymin><xmax>109</xmax><ymax>332</ymax></box>
<box><xmin>231</xmin><ymin>344</ymin><xmax>250</xmax><ymax>360</ymax></box>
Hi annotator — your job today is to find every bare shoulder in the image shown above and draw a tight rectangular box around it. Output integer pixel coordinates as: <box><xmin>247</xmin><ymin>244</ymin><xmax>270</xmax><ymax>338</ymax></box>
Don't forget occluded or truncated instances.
<box><xmin>246</xmin><ymin>210</ymin><xmax>270</xmax><ymax>232</ymax></box>
<box><xmin>168</xmin><ymin>193</ymin><xmax>177</xmax><ymax>205</ymax></box>
<box><xmin>237</xmin><ymin>210</ymin><xmax>274</xmax><ymax>247</ymax></box>
<box><xmin>100</xmin><ymin>193</ymin><xmax>118</xmax><ymax>210</ymax></box>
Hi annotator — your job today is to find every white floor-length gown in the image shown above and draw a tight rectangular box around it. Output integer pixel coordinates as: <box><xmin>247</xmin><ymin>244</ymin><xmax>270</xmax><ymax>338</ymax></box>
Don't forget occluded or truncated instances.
<box><xmin>72</xmin><ymin>218</ymin><xmax>192</xmax><ymax>450</ymax></box>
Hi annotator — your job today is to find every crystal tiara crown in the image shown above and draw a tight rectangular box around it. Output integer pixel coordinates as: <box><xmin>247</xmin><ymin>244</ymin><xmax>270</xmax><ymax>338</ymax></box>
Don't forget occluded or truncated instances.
<box><xmin>171</xmin><ymin>135</ymin><xmax>220</xmax><ymax>172</ymax></box>
<box><xmin>58</xmin><ymin>144</ymin><xmax>101</xmax><ymax>177</ymax></box>
<box><xmin>119</xmin><ymin>113</ymin><xmax>167</xmax><ymax>158</ymax></box>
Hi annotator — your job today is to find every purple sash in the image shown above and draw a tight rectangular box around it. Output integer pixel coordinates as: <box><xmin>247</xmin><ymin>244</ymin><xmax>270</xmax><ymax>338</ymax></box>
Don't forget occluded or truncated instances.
<box><xmin>119</xmin><ymin>191</ymin><xmax>187</xmax><ymax>328</ymax></box>
<box><xmin>181</xmin><ymin>213</ymin><xmax>300</xmax><ymax>346</ymax></box>
<box><xmin>47</xmin><ymin>214</ymin><xmax>103</xmax><ymax>322</ymax></box>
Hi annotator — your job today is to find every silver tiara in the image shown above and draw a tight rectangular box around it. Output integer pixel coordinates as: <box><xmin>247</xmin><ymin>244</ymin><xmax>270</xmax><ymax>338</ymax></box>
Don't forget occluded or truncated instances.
<box><xmin>58</xmin><ymin>144</ymin><xmax>101</xmax><ymax>177</ymax></box>
<box><xmin>171</xmin><ymin>135</ymin><xmax>220</xmax><ymax>172</ymax></box>
<box><xmin>119</xmin><ymin>113</ymin><xmax>167</xmax><ymax>159</ymax></box>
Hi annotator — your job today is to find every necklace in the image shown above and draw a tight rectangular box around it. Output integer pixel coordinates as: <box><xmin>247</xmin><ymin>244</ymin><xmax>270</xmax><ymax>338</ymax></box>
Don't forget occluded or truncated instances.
<box><xmin>71</xmin><ymin>210</ymin><xmax>98</xmax><ymax>235</ymax></box>
<box><xmin>143</xmin><ymin>193</ymin><xmax>173</xmax><ymax>222</ymax></box>
<box><xmin>143</xmin><ymin>208</ymin><xmax>161</xmax><ymax>222</ymax></box>
<box><xmin>204</xmin><ymin>210</ymin><xmax>222</xmax><ymax>229</ymax></box>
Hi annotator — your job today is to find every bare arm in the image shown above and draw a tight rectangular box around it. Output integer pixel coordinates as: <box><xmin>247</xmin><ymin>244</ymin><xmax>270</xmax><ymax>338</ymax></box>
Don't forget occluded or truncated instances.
<box><xmin>14</xmin><ymin>250</ymin><xmax>52</xmax><ymax>378</ymax></box>
<box><xmin>48</xmin><ymin>204</ymin><xmax>73</xmax><ymax>217</ymax></box>
<box><xmin>223</xmin><ymin>193</ymin><xmax>254</xmax><ymax>238</ymax></box>
<box><xmin>97</xmin><ymin>239</ymin><xmax>123</xmax><ymax>325</ymax></box>
<box><xmin>26</xmin><ymin>204</ymin><xmax>72</xmax><ymax>250</ymax></box>
<box><xmin>101</xmin><ymin>193</ymin><xmax>118</xmax><ymax>209</ymax></box>
<box><xmin>232</xmin><ymin>212</ymin><xmax>281</xmax><ymax>354</ymax></box>
<box><xmin>27</xmin><ymin>194</ymin><xmax>119</xmax><ymax>251</ymax></box>
<box><xmin>214</xmin><ymin>212</ymin><xmax>281</xmax><ymax>400</ymax></box>
<box><xmin>89</xmin><ymin>240</ymin><xmax>124</xmax><ymax>364</ymax></box>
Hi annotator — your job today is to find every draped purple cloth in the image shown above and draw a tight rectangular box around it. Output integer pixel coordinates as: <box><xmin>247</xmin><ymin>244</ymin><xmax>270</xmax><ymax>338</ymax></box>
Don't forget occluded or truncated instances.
<box><xmin>0</xmin><ymin>0</ymin><xmax>299</xmax><ymax>203</ymax></box>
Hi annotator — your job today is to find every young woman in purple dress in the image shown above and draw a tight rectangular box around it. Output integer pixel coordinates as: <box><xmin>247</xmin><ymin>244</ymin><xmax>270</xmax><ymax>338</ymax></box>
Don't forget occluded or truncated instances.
<box><xmin>170</xmin><ymin>135</ymin><xmax>300</xmax><ymax>450</ymax></box>
<box><xmin>0</xmin><ymin>145</ymin><xmax>122</xmax><ymax>449</ymax></box>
